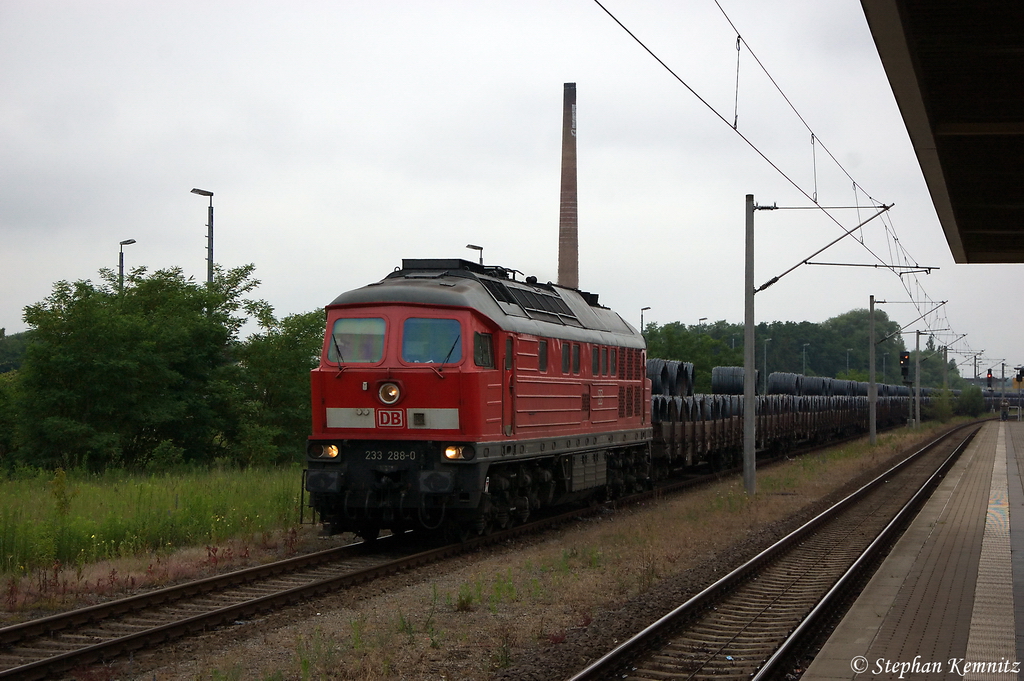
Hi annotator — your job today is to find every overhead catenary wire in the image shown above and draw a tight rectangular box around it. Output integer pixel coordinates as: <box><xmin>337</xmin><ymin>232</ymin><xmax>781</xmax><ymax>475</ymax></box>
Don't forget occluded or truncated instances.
<box><xmin>593</xmin><ymin>0</ymin><xmax>975</xmax><ymax>363</ymax></box>
<box><xmin>593</xmin><ymin>1</ymin><xmax>920</xmax><ymax>278</ymax></box>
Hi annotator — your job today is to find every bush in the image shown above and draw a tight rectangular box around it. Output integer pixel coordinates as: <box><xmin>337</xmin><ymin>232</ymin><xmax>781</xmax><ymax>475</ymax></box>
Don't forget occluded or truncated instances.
<box><xmin>955</xmin><ymin>385</ymin><xmax>985</xmax><ymax>417</ymax></box>
<box><xmin>924</xmin><ymin>389</ymin><xmax>954</xmax><ymax>423</ymax></box>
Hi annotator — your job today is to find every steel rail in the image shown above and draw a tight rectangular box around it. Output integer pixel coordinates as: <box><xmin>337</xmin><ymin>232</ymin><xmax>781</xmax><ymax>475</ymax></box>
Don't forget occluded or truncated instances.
<box><xmin>566</xmin><ymin>421</ymin><xmax>980</xmax><ymax>681</ymax></box>
<box><xmin>751</xmin><ymin>425</ymin><xmax>978</xmax><ymax>680</ymax></box>
<box><xmin>0</xmin><ymin>538</ymin><xmax>381</xmax><ymax>647</ymax></box>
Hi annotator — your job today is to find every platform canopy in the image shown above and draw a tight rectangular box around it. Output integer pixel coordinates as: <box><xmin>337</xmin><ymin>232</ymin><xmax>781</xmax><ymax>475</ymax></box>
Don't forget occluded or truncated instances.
<box><xmin>861</xmin><ymin>0</ymin><xmax>1024</xmax><ymax>263</ymax></box>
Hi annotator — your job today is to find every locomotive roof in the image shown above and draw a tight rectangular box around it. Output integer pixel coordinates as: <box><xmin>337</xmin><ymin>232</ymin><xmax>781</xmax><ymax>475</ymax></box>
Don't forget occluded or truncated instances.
<box><xmin>328</xmin><ymin>259</ymin><xmax>644</xmax><ymax>348</ymax></box>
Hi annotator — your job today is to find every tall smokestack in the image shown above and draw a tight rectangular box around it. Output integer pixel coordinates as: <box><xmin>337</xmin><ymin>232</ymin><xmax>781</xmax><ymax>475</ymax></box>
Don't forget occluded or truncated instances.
<box><xmin>557</xmin><ymin>82</ymin><xmax>578</xmax><ymax>289</ymax></box>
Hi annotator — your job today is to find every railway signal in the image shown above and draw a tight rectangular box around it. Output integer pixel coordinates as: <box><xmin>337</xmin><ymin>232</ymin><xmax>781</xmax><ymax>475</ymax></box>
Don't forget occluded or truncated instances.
<box><xmin>899</xmin><ymin>351</ymin><xmax>910</xmax><ymax>381</ymax></box>
<box><xmin>987</xmin><ymin>369</ymin><xmax>993</xmax><ymax>388</ymax></box>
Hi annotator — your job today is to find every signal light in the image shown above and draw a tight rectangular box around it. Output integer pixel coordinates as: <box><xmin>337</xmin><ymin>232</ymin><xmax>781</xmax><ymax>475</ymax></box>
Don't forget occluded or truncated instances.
<box><xmin>987</xmin><ymin>369</ymin><xmax>993</xmax><ymax>388</ymax></box>
<box><xmin>899</xmin><ymin>351</ymin><xmax>910</xmax><ymax>379</ymax></box>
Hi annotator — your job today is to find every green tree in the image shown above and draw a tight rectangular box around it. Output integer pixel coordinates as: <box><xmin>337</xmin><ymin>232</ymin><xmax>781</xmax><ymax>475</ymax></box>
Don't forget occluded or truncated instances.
<box><xmin>16</xmin><ymin>265</ymin><xmax>263</xmax><ymax>470</ymax></box>
<box><xmin>645</xmin><ymin>321</ymin><xmax>742</xmax><ymax>393</ymax></box>
<box><xmin>0</xmin><ymin>329</ymin><xmax>33</xmax><ymax>373</ymax></box>
<box><xmin>0</xmin><ymin>371</ymin><xmax>18</xmax><ymax>465</ymax></box>
<box><xmin>925</xmin><ymin>388</ymin><xmax>954</xmax><ymax>423</ymax></box>
<box><xmin>234</xmin><ymin>308</ymin><xmax>324</xmax><ymax>465</ymax></box>
<box><xmin>643</xmin><ymin>307</ymin><xmax>965</xmax><ymax>390</ymax></box>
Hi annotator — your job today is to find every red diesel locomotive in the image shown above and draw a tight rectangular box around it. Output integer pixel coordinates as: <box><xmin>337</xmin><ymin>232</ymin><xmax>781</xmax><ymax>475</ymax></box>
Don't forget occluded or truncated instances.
<box><xmin>304</xmin><ymin>258</ymin><xmax>653</xmax><ymax>540</ymax></box>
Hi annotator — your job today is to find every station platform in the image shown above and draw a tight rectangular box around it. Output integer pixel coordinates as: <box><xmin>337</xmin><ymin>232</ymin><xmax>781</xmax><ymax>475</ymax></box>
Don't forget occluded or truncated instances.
<box><xmin>804</xmin><ymin>421</ymin><xmax>1023</xmax><ymax>680</ymax></box>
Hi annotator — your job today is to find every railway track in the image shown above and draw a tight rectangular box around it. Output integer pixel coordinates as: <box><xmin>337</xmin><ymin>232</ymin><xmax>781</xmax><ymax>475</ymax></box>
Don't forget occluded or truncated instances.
<box><xmin>0</xmin><ymin>484</ymin><xmax>674</xmax><ymax>680</ymax></box>
<box><xmin>0</xmin><ymin>424</ymin><xmax>935</xmax><ymax>680</ymax></box>
<box><xmin>0</xmin><ymin>539</ymin><xmax>427</xmax><ymax>680</ymax></box>
<box><xmin>567</xmin><ymin>423</ymin><xmax>980</xmax><ymax>681</ymax></box>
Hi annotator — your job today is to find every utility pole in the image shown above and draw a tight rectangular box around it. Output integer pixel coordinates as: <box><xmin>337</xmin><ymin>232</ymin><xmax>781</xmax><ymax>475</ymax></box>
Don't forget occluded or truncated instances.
<box><xmin>869</xmin><ymin>295</ymin><xmax>876</xmax><ymax>444</ymax></box>
<box><xmin>915</xmin><ymin>331</ymin><xmax>922</xmax><ymax>426</ymax></box>
<box><xmin>742</xmin><ymin>195</ymin><xmax>756</xmax><ymax>496</ymax></box>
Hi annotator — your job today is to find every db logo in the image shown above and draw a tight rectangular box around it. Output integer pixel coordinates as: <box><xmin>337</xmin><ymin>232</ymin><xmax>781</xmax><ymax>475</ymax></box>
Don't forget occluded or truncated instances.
<box><xmin>376</xmin><ymin>409</ymin><xmax>404</xmax><ymax>428</ymax></box>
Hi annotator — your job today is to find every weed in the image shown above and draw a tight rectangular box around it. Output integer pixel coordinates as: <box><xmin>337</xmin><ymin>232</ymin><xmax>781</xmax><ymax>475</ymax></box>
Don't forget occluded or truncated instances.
<box><xmin>425</xmin><ymin>583</ymin><xmax>439</xmax><ymax>631</ymax></box>
<box><xmin>1</xmin><ymin>467</ymin><xmax>302</xmax><ymax>579</ymax></box>
<box><xmin>49</xmin><ymin>468</ymin><xmax>76</xmax><ymax>518</ymax></box>
<box><xmin>636</xmin><ymin>545</ymin><xmax>657</xmax><ymax>593</ymax></box>
<box><xmin>396</xmin><ymin>610</ymin><xmax>414</xmax><ymax>638</ymax></box>
<box><xmin>490</xmin><ymin>627</ymin><xmax>516</xmax><ymax>670</ymax></box>
<box><xmin>455</xmin><ymin>582</ymin><xmax>474</xmax><ymax>612</ymax></box>
<box><xmin>210</xmin><ymin>667</ymin><xmax>245</xmax><ymax>681</ymax></box>
<box><xmin>491</xmin><ymin>569</ymin><xmax>517</xmax><ymax>606</ymax></box>
<box><xmin>350</xmin><ymin>615</ymin><xmax>367</xmax><ymax>650</ymax></box>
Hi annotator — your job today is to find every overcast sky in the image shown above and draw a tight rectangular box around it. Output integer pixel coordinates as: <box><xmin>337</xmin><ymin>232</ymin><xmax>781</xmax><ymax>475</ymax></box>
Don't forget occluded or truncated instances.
<box><xmin>2</xmin><ymin>1</ymin><xmax>1018</xmax><ymax>378</ymax></box>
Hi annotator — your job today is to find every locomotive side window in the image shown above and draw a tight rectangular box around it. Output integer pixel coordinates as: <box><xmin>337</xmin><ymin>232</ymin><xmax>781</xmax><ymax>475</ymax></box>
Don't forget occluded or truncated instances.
<box><xmin>504</xmin><ymin>337</ymin><xmax>513</xmax><ymax>370</ymax></box>
<box><xmin>562</xmin><ymin>342</ymin><xmax>570</xmax><ymax>374</ymax></box>
<box><xmin>474</xmin><ymin>332</ymin><xmax>494</xmax><ymax>367</ymax></box>
<box><xmin>402</xmin><ymin>318</ymin><xmax>461</xmax><ymax>364</ymax></box>
<box><xmin>610</xmin><ymin>348</ymin><xmax>617</xmax><ymax>376</ymax></box>
<box><xmin>601</xmin><ymin>347</ymin><xmax>608</xmax><ymax>375</ymax></box>
<box><xmin>592</xmin><ymin>346</ymin><xmax>600</xmax><ymax>376</ymax></box>
<box><xmin>572</xmin><ymin>344</ymin><xmax>580</xmax><ymax>374</ymax></box>
<box><xmin>538</xmin><ymin>340</ymin><xmax>548</xmax><ymax>372</ymax></box>
<box><xmin>328</xmin><ymin>318</ymin><xmax>385</xmax><ymax>363</ymax></box>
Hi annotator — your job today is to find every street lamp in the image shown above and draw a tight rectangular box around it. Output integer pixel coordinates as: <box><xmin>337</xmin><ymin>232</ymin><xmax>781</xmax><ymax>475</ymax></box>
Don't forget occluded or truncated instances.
<box><xmin>466</xmin><ymin>244</ymin><xmax>483</xmax><ymax>265</ymax></box>
<box><xmin>640</xmin><ymin>307</ymin><xmax>651</xmax><ymax>334</ymax></box>
<box><xmin>118</xmin><ymin>239</ymin><xmax>136</xmax><ymax>292</ymax></box>
<box><xmin>802</xmin><ymin>343</ymin><xmax>810</xmax><ymax>375</ymax></box>
<box><xmin>763</xmin><ymin>338</ymin><xmax>772</xmax><ymax>393</ymax></box>
<box><xmin>698</xmin><ymin>317</ymin><xmax>707</xmax><ymax>333</ymax></box>
<box><xmin>191</xmin><ymin>188</ymin><xmax>214</xmax><ymax>283</ymax></box>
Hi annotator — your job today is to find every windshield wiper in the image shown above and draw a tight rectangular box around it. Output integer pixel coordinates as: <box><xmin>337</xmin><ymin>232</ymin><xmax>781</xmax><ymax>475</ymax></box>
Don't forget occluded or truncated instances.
<box><xmin>440</xmin><ymin>335</ymin><xmax>461</xmax><ymax>366</ymax></box>
<box><xmin>330</xmin><ymin>334</ymin><xmax>347</xmax><ymax>379</ymax></box>
<box><xmin>430</xmin><ymin>335</ymin><xmax>461</xmax><ymax>378</ymax></box>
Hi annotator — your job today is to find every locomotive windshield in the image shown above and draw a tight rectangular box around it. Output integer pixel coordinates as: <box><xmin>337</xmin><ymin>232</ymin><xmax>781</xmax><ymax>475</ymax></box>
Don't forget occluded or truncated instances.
<box><xmin>402</xmin><ymin>318</ymin><xmax>462</xmax><ymax>364</ymax></box>
<box><xmin>327</xmin><ymin>318</ymin><xmax>385</xmax><ymax>363</ymax></box>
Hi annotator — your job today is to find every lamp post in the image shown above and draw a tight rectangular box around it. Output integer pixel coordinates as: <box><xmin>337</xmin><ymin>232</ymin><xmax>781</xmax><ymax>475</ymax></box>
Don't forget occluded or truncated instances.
<box><xmin>191</xmin><ymin>188</ymin><xmax>214</xmax><ymax>283</ymax></box>
<box><xmin>698</xmin><ymin>317</ymin><xmax>707</xmax><ymax>333</ymax></box>
<box><xmin>466</xmin><ymin>244</ymin><xmax>483</xmax><ymax>265</ymax></box>
<box><xmin>802</xmin><ymin>343</ymin><xmax>810</xmax><ymax>375</ymax></box>
<box><xmin>846</xmin><ymin>348</ymin><xmax>853</xmax><ymax>376</ymax></box>
<box><xmin>118</xmin><ymin>239</ymin><xmax>136</xmax><ymax>292</ymax></box>
<box><xmin>763</xmin><ymin>338</ymin><xmax>772</xmax><ymax>393</ymax></box>
<box><xmin>640</xmin><ymin>306</ymin><xmax>651</xmax><ymax>335</ymax></box>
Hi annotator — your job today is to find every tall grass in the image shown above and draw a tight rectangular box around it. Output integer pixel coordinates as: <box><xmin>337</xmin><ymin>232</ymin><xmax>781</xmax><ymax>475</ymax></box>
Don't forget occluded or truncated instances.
<box><xmin>0</xmin><ymin>465</ymin><xmax>303</xmax><ymax>576</ymax></box>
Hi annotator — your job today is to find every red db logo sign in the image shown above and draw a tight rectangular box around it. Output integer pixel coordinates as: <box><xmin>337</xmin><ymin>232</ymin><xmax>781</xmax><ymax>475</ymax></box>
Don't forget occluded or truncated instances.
<box><xmin>376</xmin><ymin>409</ymin><xmax>404</xmax><ymax>428</ymax></box>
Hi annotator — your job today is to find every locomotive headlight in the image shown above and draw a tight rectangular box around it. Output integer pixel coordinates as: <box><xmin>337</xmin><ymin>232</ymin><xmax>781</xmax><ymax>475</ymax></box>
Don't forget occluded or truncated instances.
<box><xmin>444</xmin><ymin>445</ymin><xmax>475</xmax><ymax>461</ymax></box>
<box><xmin>378</xmin><ymin>382</ymin><xmax>401</xmax><ymax>405</ymax></box>
<box><xmin>310</xmin><ymin>444</ymin><xmax>340</xmax><ymax>459</ymax></box>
